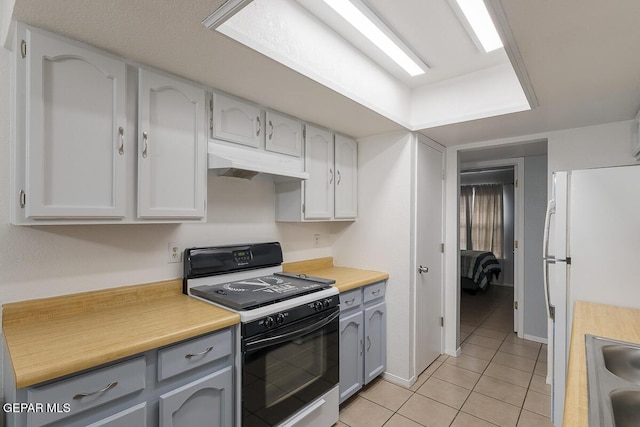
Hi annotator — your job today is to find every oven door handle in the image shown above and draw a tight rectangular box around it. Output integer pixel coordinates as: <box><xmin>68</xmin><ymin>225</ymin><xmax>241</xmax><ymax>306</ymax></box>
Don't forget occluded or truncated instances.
<box><xmin>245</xmin><ymin>310</ymin><xmax>339</xmax><ymax>353</ymax></box>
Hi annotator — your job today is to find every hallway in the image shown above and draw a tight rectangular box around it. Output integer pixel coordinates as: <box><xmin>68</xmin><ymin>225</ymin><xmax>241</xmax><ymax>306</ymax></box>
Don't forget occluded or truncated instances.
<box><xmin>337</xmin><ymin>285</ymin><xmax>552</xmax><ymax>427</ymax></box>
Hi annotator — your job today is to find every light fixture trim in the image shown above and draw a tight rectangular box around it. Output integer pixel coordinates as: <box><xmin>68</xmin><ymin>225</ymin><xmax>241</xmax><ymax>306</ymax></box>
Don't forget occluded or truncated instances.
<box><xmin>321</xmin><ymin>0</ymin><xmax>428</xmax><ymax>77</ymax></box>
<box><xmin>454</xmin><ymin>0</ymin><xmax>503</xmax><ymax>53</ymax></box>
<box><xmin>202</xmin><ymin>0</ymin><xmax>255</xmax><ymax>30</ymax></box>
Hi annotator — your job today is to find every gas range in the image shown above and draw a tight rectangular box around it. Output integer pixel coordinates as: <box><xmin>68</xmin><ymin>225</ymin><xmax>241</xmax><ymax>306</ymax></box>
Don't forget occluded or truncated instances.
<box><xmin>183</xmin><ymin>242</ymin><xmax>339</xmax><ymax>320</ymax></box>
<box><xmin>183</xmin><ymin>242</ymin><xmax>340</xmax><ymax>427</ymax></box>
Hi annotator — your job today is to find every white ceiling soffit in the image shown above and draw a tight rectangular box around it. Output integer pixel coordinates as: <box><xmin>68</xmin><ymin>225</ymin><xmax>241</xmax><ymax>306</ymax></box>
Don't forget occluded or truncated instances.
<box><xmin>216</xmin><ymin>0</ymin><xmax>533</xmax><ymax>131</ymax></box>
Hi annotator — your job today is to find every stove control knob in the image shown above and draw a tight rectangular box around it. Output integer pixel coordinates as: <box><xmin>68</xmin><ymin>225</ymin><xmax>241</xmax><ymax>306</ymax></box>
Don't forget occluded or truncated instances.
<box><xmin>314</xmin><ymin>301</ymin><xmax>323</xmax><ymax>311</ymax></box>
<box><xmin>323</xmin><ymin>299</ymin><xmax>331</xmax><ymax>309</ymax></box>
<box><xmin>264</xmin><ymin>316</ymin><xmax>275</xmax><ymax>329</ymax></box>
<box><xmin>276</xmin><ymin>313</ymin><xmax>286</xmax><ymax>325</ymax></box>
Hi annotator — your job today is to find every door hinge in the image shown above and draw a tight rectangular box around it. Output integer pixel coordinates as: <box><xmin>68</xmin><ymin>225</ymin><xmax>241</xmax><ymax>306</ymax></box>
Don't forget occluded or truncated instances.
<box><xmin>515</xmin><ymin>179</ymin><xmax>518</xmax><ymax>188</ymax></box>
<box><xmin>302</xmin><ymin>203</ymin><xmax>305</xmax><ymax>214</ymax></box>
<box><xmin>514</xmin><ymin>301</ymin><xmax>518</xmax><ymax>310</ymax></box>
<box><xmin>440</xmin><ymin>317</ymin><xmax>444</xmax><ymax>327</ymax></box>
<box><xmin>19</xmin><ymin>190</ymin><xmax>26</xmax><ymax>208</ymax></box>
<box><xmin>441</xmin><ymin>243</ymin><xmax>444</xmax><ymax>253</ymax></box>
<box><xmin>514</xmin><ymin>240</ymin><xmax>519</xmax><ymax>249</ymax></box>
<box><xmin>442</xmin><ymin>170</ymin><xmax>445</xmax><ymax>180</ymax></box>
<box><xmin>20</xmin><ymin>40</ymin><xmax>26</xmax><ymax>58</ymax></box>
<box><xmin>209</xmin><ymin>98</ymin><xmax>214</xmax><ymax>133</ymax></box>
<box><xmin>303</xmin><ymin>126</ymin><xmax>306</xmax><ymax>140</ymax></box>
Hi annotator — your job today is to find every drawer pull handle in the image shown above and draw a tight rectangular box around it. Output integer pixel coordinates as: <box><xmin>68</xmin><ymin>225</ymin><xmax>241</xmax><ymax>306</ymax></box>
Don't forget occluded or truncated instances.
<box><xmin>185</xmin><ymin>346</ymin><xmax>213</xmax><ymax>359</ymax></box>
<box><xmin>73</xmin><ymin>381</ymin><xmax>118</xmax><ymax>400</ymax></box>
<box><xmin>372</xmin><ymin>290</ymin><xmax>381</xmax><ymax>296</ymax></box>
<box><xmin>345</xmin><ymin>298</ymin><xmax>356</xmax><ymax>306</ymax></box>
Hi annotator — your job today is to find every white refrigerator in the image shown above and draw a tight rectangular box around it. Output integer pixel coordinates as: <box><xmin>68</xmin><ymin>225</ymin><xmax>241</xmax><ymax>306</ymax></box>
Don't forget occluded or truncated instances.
<box><xmin>543</xmin><ymin>164</ymin><xmax>640</xmax><ymax>426</ymax></box>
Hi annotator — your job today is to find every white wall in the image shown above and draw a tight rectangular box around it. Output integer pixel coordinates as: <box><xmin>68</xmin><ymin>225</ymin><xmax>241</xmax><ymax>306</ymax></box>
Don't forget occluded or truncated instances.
<box><xmin>333</xmin><ymin>131</ymin><xmax>415</xmax><ymax>385</ymax></box>
<box><xmin>0</xmin><ymin>44</ymin><xmax>348</xmax><ymax>407</ymax></box>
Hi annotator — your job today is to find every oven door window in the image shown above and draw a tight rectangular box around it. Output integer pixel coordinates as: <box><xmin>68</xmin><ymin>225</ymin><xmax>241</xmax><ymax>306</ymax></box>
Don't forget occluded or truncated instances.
<box><xmin>242</xmin><ymin>308</ymin><xmax>339</xmax><ymax>426</ymax></box>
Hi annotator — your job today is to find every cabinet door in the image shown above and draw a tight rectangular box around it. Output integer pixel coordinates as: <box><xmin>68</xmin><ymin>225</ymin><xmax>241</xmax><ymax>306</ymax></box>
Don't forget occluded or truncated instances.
<box><xmin>265</xmin><ymin>111</ymin><xmax>303</xmax><ymax>157</ymax></box>
<box><xmin>339</xmin><ymin>311</ymin><xmax>364</xmax><ymax>403</ymax></box>
<box><xmin>212</xmin><ymin>92</ymin><xmax>262</xmax><ymax>148</ymax></box>
<box><xmin>334</xmin><ymin>135</ymin><xmax>357</xmax><ymax>219</ymax></box>
<box><xmin>137</xmin><ymin>69</ymin><xmax>206</xmax><ymax>219</ymax></box>
<box><xmin>304</xmin><ymin>125</ymin><xmax>334</xmax><ymax>220</ymax></box>
<box><xmin>364</xmin><ymin>302</ymin><xmax>386</xmax><ymax>385</ymax></box>
<box><xmin>85</xmin><ymin>403</ymin><xmax>147</xmax><ymax>427</ymax></box>
<box><xmin>159</xmin><ymin>366</ymin><xmax>233</xmax><ymax>427</ymax></box>
<box><xmin>24</xmin><ymin>28</ymin><xmax>127</xmax><ymax>219</ymax></box>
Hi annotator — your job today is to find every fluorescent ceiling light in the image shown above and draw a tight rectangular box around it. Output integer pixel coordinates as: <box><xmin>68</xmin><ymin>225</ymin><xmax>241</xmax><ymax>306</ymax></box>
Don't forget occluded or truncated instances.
<box><xmin>202</xmin><ymin>0</ymin><xmax>254</xmax><ymax>30</ymax></box>
<box><xmin>321</xmin><ymin>0</ymin><xmax>427</xmax><ymax>77</ymax></box>
<box><xmin>455</xmin><ymin>0</ymin><xmax>503</xmax><ymax>52</ymax></box>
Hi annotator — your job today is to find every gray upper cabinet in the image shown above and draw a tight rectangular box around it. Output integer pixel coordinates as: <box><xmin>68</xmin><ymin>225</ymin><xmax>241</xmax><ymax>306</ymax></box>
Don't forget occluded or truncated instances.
<box><xmin>265</xmin><ymin>111</ymin><xmax>303</xmax><ymax>158</ymax></box>
<box><xmin>137</xmin><ymin>68</ymin><xmax>206</xmax><ymax>220</ymax></box>
<box><xmin>16</xmin><ymin>25</ymin><xmax>127</xmax><ymax>221</ymax></box>
<box><xmin>304</xmin><ymin>125</ymin><xmax>335</xmax><ymax>220</ymax></box>
<box><xmin>211</xmin><ymin>92</ymin><xmax>262</xmax><ymax>148</ymax></box>
<box><xmin>334</xmin><ymin>135</ymin><xmax>358</xmax><ymax>219</ymax></box>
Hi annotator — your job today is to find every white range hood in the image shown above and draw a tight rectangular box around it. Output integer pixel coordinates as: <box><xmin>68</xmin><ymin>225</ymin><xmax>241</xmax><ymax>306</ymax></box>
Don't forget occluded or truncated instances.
<box><xmin>208</xmin><ymin>141</ymin><xmax>308</xmax><ymax>181</ymax></box>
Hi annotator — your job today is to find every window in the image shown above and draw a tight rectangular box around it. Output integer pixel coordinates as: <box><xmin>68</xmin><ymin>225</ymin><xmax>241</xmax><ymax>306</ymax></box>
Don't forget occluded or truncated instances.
<box><xmin>460</xmin><ymin>184</ymin><xmax>503</xmax><ymax>258</ymax></box>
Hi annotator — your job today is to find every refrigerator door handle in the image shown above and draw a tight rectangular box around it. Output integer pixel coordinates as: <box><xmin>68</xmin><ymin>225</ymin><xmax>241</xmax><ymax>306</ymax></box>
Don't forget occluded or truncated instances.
<box><xmin>543</xmin><ymin>199</ymin><xmax>556</xmax><ymax>320</ymax></box>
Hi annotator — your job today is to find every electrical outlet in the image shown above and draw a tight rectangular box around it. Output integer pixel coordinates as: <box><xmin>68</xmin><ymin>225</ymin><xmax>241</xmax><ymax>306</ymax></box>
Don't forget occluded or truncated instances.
<box><xmin>313</xmin><ymin>234</ymin><xmax>320</xmax><ymax>248</ymax></box>
<box><xmin>168</xmin><ymin>242</ymin><xmax>182</xmax><ymax>263</ymax></box>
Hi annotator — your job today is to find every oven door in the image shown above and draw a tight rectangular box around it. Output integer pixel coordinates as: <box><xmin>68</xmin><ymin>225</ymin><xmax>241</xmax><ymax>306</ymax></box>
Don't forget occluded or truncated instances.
<box><xmin>242</xmin><ymin>307</ymin><xmax>339</xmax><ymax>427</ymax></box>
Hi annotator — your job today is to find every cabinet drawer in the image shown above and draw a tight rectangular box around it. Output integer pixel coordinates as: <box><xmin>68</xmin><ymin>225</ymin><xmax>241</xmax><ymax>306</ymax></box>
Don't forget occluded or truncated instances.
<box><xmin>339</xmin><ymin>289</ymin><xmax>362</xmax><ymax>312</ymax></box>
<box><xmin>363</xmin><ymin>282</ymin><xmax>386</xmax><ymax>304</ymax></box>
<box><xmin>27</xmin><ymin>357</ymin><xmax>146</xmax><ymax>426</ymax></box>
<box><xmin>157</xmin><ymin>329</ymin><xmax>232</xmax><ymax>381</ymax></box>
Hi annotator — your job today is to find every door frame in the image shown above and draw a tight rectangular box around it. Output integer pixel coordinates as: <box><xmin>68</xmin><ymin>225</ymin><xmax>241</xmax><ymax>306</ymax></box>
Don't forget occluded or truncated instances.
<box><xmin>411</xmin><ymin>135</ymin><xmax>446</xmax><ymax>378</ymax></box>
<box><xmin>459</xmin><ymin>158</ymin><xmax>525</xmax><ymax>339</ymax></box>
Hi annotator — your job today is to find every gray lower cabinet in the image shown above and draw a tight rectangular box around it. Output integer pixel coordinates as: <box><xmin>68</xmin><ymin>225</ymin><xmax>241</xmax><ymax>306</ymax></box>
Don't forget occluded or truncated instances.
<box><xmin>338</xmin><ymin>282</ymin><xmax>386</xmax><ymax>404</ymax></box>
<box><xmin>159</xmin><ymin>366</ymin><xmax>233</xmax><ymax>427</ymax></box>
<box><xmin>4</xmin><ymin>327</ymin><xmax>236</xmax><ymax>427</ymax></box>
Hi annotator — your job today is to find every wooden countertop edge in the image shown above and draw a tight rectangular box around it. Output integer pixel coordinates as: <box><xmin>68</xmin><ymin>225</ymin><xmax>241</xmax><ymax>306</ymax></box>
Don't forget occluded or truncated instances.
<box><xmin>2</xmin><ymin>279</ymin><xmax>240</xmax><ymax>389</ymax></box>
<box><xmin>282</xmin><ymin>257</ymin><xmax>389</xmax><ymax>292</ymax></box>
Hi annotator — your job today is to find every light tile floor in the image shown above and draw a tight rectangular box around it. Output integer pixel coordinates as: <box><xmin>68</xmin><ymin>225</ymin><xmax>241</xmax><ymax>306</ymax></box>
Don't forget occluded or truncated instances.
<box><xmin>337</xmin><ymin>285</ymin><xmax>553</xmax><ymax>427</ymax></box>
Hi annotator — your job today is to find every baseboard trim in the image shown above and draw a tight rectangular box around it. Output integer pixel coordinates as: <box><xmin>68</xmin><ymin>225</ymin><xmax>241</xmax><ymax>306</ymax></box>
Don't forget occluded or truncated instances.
<box><xmin>523</xmin><ymin>333</ymin><xmax>548</xmax><ymax>345</ymax></box>
<box><xmin>381</xmin><ymin>372</ymin><xmax>414</xmax><ymax>389</ymax></box>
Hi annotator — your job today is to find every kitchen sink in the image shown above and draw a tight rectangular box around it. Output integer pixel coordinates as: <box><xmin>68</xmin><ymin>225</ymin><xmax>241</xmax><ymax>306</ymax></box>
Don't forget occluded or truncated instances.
<box><xmin>610</xmin><ymin>390</ymin><xmax>640</xmax><ymax>427</ymax></box>
<box><xmin>586</xmin><ymin>335</ymin><xmax>640</xmax><ymax>427</ymax></box>
<box><xmin>603</xmin><ymin>345</ymin><xmax>640</xmax><ymax>385</ymax></box>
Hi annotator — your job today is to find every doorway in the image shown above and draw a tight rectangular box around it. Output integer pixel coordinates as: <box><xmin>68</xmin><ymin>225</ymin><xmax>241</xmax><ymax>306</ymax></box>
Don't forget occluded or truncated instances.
<box><xmin>457</xmin><ymin>158</ymin><xmax>525</xmax><ymax>349</ymax></box>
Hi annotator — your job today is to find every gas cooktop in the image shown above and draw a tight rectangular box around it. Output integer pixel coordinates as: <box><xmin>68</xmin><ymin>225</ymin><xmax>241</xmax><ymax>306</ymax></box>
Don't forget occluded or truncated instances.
<box><xmin>190</xmin><ymin>273</ymin><xmax>333</xmax><ymax>310</ymax></box>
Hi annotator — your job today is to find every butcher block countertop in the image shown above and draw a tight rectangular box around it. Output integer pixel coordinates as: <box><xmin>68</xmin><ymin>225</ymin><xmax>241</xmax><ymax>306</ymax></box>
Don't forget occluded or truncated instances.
<box><xmin>563</xmin><ymin>301</ymin><xmax>640</xmax><ymax>426</ymax></box>
<box><xmin>282</xmin><ymin>257</ymin><xmax>389</xmax><ymax>293</ymax></box>
<box><xmin>2</xmin><ymin>279</ymin><xmax>240</xmax><ymax>389</ymax></box>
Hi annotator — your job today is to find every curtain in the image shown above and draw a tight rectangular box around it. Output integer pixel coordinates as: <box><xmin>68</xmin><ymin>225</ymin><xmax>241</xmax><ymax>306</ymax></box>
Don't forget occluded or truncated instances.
<box><xmin>459</xmin><ymin>186</ymin><xmax>474</xmax><ymax>250</ymax></box>
<box><xmin>460</xmin><ymin>184</ymin><xmax>504</xmax><ymax>258</ymax></box>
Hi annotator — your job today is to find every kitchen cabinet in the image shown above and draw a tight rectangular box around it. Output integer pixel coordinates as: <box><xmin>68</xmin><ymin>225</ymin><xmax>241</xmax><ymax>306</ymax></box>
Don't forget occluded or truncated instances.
<box><xmin>275</xmin><ymin>126</ymin><xmax>357</xmax><ymax>221</ymax></box>
<box><xmin>4</xmin><ymin>328</ymin><xmax>236</xmax><ymax>427</ymax></box>
<box><xmin>11</xmin><ymin>24</ymin><xmax>207</xmax><ymax>224</ymax></box>
<box><xmin>210</xmin><ymin>92</ymin><xmax>262</xmax><ymax>148</ymax></box>
<box><xmin>265</xmin><ymin>110</ymin><xmax>303</xmax><ymax>158</ymax></box>
<box><xmin>159</xmin><ymin>367</ymin><xmax>233</xmax><ymax>427</ymax></box>
<box><xmin>338</xmin><ymin>282</ymin><xmax>386</xmax><ymax>403</ymax></box>
<box><xmin>137</xmin><ymin>68</ymin><xmax>206</xmax><ymax>219</ymax></box>
<box><xmin>15</xmin><ymin>24</ymin><xmax>127</xmax><ymax>220</ymax></box>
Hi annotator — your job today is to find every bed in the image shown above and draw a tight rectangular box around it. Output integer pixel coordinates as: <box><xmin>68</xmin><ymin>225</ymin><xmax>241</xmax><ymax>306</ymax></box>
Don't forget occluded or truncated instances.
<box><xmin>460</xmin><ymin>250</ymin><xmax>502</xmax><ymax>293</ymax></box>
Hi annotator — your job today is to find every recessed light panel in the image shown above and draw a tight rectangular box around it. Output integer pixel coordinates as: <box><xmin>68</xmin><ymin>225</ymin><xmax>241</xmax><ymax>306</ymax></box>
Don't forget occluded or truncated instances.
<box><xmin>455</xmin><ymin>0</ymin><xmax>503</xmax><ymax>52</ymax></box>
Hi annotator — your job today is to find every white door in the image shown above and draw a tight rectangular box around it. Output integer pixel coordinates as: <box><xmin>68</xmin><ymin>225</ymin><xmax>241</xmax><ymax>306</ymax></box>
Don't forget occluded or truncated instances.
<box><xmin>24</xmin><ymin>27</ymin><xmax>127</xmax><ymax>219</ymax></box>
<box><xmin>137</xmin><ymin>69</ymin><xmax>206</xmax><ymax>219</ymax></box>
<box><xmin>334</xmin><ymin>135</ymin><xmax>357</xmax><ymax>219</ymax></box>
<box><xmin>304</xmin><ymin>125</ymin><xmax>334</xmax><ymax>220</ymax></box>
<box><xmin>415</xmin><ymin>141</ymin><xmax>444</xmax><ymax>375</ymax></box>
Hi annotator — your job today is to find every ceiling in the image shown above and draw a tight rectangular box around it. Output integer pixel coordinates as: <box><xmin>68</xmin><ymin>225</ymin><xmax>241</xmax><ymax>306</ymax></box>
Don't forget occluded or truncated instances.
<box><xmin>8</xmin><ymin>0</ymin><xmax>640</xmax><ymax>146</ymax></box>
